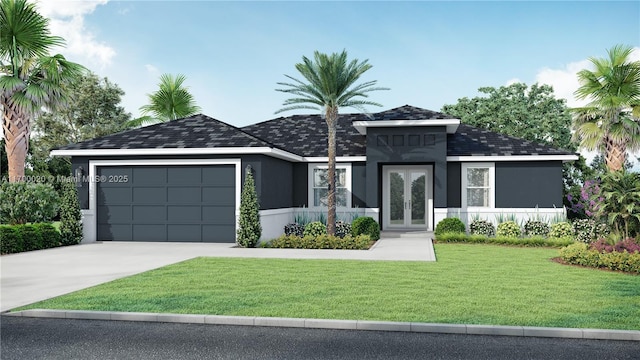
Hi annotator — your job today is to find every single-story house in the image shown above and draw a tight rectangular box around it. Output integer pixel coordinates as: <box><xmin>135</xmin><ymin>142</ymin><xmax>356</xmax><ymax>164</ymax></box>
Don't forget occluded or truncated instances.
<box><xmin>51</xmin><ymin>105</ymin><xmax>578</xmax><ymax>243</ymax></box>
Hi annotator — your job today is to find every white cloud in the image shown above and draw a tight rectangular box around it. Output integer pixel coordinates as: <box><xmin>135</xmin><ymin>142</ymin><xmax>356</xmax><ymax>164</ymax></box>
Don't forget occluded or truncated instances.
<box><xmin>144</xmin><ymin>64</ymin><xmax>160</xmax><ymax>76</ymax></box>
<box><xmin>36</xmin><ymin>0</ymin><xmax>115</xmax><ymax>68</ymax></box>
<box><xmin>536</xmin><ymin>47</ymin><xmax>640</xmax><ymax>108</ymax></box>
<box><xmin>505</xmin><ymin>78</ymin><xmax>521</xmax><ymax>86</ymax></box>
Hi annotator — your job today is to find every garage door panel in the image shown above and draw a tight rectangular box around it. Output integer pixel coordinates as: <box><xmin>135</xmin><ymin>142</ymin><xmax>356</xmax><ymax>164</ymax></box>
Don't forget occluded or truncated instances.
<box><xmin>168</xmin><ymin>167</ymin><xmax>202</xmax><ymax>185</ymax></box>
<box><xmin>98</xmin><ymin>188</ymin><xmax>131</xmax><ymax>204</ymax></box>
<box><xmin>202</xmin><ymin>206</ymin><xmax>236</xmax><ymax>224</ymax></box>
<box><xmin>97</xmin><ymin>164</ymin><xmax>236</xmax><ymax>243</ymax></box>
<box><xmin>168</xmin><ymin>225</ymin><xmax>203</xmax><ymax>242</ymax></box>
<box><xmin>133</xmin><ymin>167</ymin><xmax>167</xmax><ymax>185</ymax></box>
<box><xmin>98</xmin><ymin>168</ymin><xmax>132</xmax><ymax>187</ymax></box>
<box><xmin>168</xmin><ymin>206</ymin><xmax>201</xmax><ymax>222</ymax></box>
<box><xmin>133</xmin><ymin>187</ymin><xmax>167</xmax><ymax>203</ymax></box>
<box><xmin>133</xmin><ymin>224</ymin><xmax>167</xmax><ymax>241</ymax></box>
<box><xmin>97</xmin><ymin>205</ymin><xmax>132</xmax><ymax>223</ymax></box>
<box><xmin>202</xmin><ymin>225</ymin><xmax>236</xmax><ymax>242</ymax></box>
<box><xmin>168</xmin><ymin>187</ymin><xmax>201</xmax><ymax>203</ymax></box>
<box><xmin>133</xmin><ymin>205</ymin><xmax>166</xmax><ymax>222</ymax></box>
<box><xmin>202</xmin><ymin>187</ymin><xmax>235</xmax><ymax>205</ymax></box>
<box><xmin>203</xmin><ymin>166</ymin><xmax>235</xmax><ymax>185</ymax></box>
<box><xmin>98</xmin><ymin>224</ymin><xmax>131</xmax><ymax>241</ymax></box>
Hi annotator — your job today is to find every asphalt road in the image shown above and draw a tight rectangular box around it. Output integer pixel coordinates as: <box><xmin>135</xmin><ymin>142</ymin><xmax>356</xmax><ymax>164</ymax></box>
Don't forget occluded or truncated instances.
<box><xmin>1</xmin><ymin>316</ymin><xmax>638</xmax><ymax>360</ymax></box>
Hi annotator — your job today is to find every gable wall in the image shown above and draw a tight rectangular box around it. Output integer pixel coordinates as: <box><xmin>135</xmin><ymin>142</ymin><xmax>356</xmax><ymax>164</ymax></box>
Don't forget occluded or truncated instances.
<box><xmin>365</xmin><ymin>126</ymin><xmax>448</xmax><ymax>208</ymax></box>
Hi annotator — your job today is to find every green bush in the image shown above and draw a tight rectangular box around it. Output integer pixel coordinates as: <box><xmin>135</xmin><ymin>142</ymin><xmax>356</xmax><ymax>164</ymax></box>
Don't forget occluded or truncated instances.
<box><xmin>303</xmin><ymin>221</ymin><xmax>327</xmax><ymax>237</ymax></box>
<box><xmin>17</xmin><ymin>224</ymin><xmax>43</xmax><ymax>252</ymax></box>
<box><xmin>434</xmin><ymin>217</ymin><xmax>465</xmax><ymax>235</ymax></box>
<box><xmin>267</xmin><ymin>234</ymin><xmax>372</xmax><ymax>250</ymax></box>
<box><xmin>550</xmin><ymin>222</ymin><xmax>574</xmax><ymax>239</ymax></box>
<box><xmin>469</xmin><ymin>219</ymin><xmax>495</xmax><ymax>237</ymax></box>
<box><xmin>59</xmin><ymin>182</ymin><xmax>83</xmax><ymax>246</ymax></box>
<box><xmin>435</xmin><ymin>232</ymin><xmax>573</xmax><ymax>248</ymax></box>
<box><xmin>560</xmin><ymin>242</ymin><xmax>640</xmax><ymax>274</ymax></box>
<box><xmin>572</xmin><ymin>219</ymin><xmax>609</xmax><ymax>244</ymax></box>
<box><xmin>351</xmin><ymin>217</ymin><xmax>380</xmax><ymax>240</ymax></box>
<box><xmin>0</xmin><ymin>226</ymin><xmax>22</xmax><ymax>254</ymax></box>
<box><xmin>33</xmin><ymin>223</ymin><xmax>61</xmax><ymax>249</ymax></box>
<box><xmin>524</xmin><ymin>220</ymin><xmax>550</xmax><ymax>237</ymax></box>
<box><xmin>0</xmin><ymin>182</ymin><xmax>59</xmax><ymax>224</ymax></box>
<box><xmin>496</xmin><ymin>221</ymin><xmax>521</xmax><ymax>237</ymax></box>
<box><xmin>236</xmin><ymin>168</ymin><xmax>262</xmax><ymax>248</ymax></box>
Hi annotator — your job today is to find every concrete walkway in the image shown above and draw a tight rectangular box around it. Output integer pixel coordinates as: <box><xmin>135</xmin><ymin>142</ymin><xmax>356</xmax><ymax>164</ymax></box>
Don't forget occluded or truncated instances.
<box><xmin>0</xmin><ymin>232</ymin><xmax>435</xmax><ymax>312</ymax></box>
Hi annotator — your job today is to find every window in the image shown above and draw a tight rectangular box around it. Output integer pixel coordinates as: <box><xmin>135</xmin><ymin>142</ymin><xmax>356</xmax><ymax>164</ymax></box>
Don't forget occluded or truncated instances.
<box><xmin>308</xmin><ymin>164</ymin><xmax>351</xmax><ymax>208</ymax></box>
<box><xmin>461</xmin><ymin>163</ymin><xmax>494</xmax><ymax>208</ymax></box>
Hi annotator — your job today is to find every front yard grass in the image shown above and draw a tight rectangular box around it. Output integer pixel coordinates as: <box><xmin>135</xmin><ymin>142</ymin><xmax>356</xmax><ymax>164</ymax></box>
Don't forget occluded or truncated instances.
<box><xmin>18</xmin><ymin>244</ymin><xmax>640</xmax><ymax>330</ymax></box>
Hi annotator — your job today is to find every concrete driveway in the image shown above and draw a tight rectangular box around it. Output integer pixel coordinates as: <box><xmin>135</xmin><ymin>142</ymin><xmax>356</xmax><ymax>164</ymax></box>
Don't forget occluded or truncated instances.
<box><xmin>1</xmin><ymin>234</ymin><xmax>435</xmax><ymax>312</ymax></box>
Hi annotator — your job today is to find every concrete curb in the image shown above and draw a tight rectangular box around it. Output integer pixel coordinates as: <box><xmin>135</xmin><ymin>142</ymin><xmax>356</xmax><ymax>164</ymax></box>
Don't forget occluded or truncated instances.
<box><xmin>5</xmin><ymin>309</ymin><xmax>639</xmax><ymax>341</ymax></box>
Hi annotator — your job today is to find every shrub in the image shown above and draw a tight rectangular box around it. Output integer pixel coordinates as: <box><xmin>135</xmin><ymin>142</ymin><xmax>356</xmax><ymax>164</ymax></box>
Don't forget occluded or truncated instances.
<box><xmin>351</xmin><ymin>217</ymin><xmax>380</xmax><ymax>240</ymax></box>
<box><xmin>18</xmin><ymin>224</ymin><xmax>43</xmax><ymax>252</ymax></box>
<box><xmin>550</xmin><ymin>222</ymin><xmax>574</xmax><ymax>239</ymax></box>
<box><xmin>0</xmin><ymin>182</ymin><xmax>59</xmax><ymax>224</ymax></box>
<box><xmin>469</xmin><ymin>219</ymin><xmax>495</xmax><ymax>237</ymax></box>
<box><xmin>435</xmin><ymin>232</ymin><xmax>572</xmax><ymax>248</ymax></box>
<box><xmin>0</xmin><ymin>226</ymin><xmax>22</xmax><ymax>254</ymax></box>
<box><xmin>496</xmin><ymin>221</ymin><xmax>521</xmax><ymax>238</ymax></box>
<box><xmin>303</xmin><ymin>221</ymin><xmax>327</xmax><ymax>237</ymax></box>
<box><xmin>434</xmin><ymin>218</ymin><xmax>465</xmax><ymax>235</ymax></box>
<box><xmin>284</xmin><ymin>223</ymin><xmax>304</xmax><ymax>237</ymax></box>
<box><xmin>267</xmin><ymin>234</ymin><xmax>372</xmax><ymax>250</ymax></box>
<box><xmin>591</xmin><ymin>238</ymin><xmax>640</xmax><ymax>254</ymax></box>
<box><xmin>59</xmin><ymin>182</ymin><xmax>83</xmax><ymax>246</ymax></box>
<box><xmin>573</xmin><ymin>219</ymin><xmax>609</xmax><ymax>244</ymax></box>
<box><xmin>33</xmin><ymin>223</ymin><xmax>61</xmax><ymax>249</ymax></box>
<box><xmin>236</xmin><ymin>167</ymin><xmax>262</xmax><ymax>248</ymax></box>
<box><xmin>560</xmin><ymin>242</ymin><xmax>640</xmax><ymax>274</ymax></box>
<box><xmin>523</xmin><ymin>220</ymin><xmax>550</xmax><ymax>237</ymax></box>
<box><xmin>335</xmin><ymin>221</ymin><xmax>352</xmax><ymax>239</ymax></box>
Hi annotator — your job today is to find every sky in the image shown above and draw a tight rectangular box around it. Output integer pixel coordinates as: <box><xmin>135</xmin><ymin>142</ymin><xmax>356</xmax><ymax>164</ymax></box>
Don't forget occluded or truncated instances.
<box><xmin>32</xmin><ymin>0</ymin><xmax>640</xmax><ymax>164</ymax></box>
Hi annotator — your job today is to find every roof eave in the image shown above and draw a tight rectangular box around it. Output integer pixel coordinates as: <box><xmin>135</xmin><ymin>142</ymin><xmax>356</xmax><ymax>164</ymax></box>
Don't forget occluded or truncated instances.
<box><xmin>352</xmin><ymin>119</ymin><xmax>461</xmax><ymax>135</ymax></box>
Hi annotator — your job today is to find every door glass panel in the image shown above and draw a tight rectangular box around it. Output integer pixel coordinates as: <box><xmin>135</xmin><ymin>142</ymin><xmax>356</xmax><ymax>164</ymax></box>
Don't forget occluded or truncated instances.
<box><xmin>389</xmin><ymin>171</ymin><xmax>405</xmax><ymax>225</ymax></box>
<box><xmin>410</xmin><ymin>172</ymin><xmax>426</xmax><ymax>225</ymax></box>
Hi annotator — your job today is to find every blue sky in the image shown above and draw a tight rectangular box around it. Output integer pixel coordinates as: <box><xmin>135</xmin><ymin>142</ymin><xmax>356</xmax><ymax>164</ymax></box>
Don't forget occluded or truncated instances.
<box><xmin>40</xmin><ymin>1</ymin><xmax>639</xmax><ymax>129</ymax></box>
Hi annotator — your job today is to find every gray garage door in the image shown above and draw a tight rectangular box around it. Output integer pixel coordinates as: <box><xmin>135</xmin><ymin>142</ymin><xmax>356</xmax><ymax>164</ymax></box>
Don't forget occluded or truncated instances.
<box><xmin>97</xmin><ymin>165</ymin><xmax>236</xmax><ymax>242</ymax></box>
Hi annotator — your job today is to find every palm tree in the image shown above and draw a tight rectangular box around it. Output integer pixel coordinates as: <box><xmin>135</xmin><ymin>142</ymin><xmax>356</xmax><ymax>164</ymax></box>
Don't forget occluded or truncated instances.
<box><xmin>127</xmin><ymin>73</ymin><xmax>201</xmax><ymax>127</ymax></box>
<box><xmin>0</xmin><ymin>0</ymin><xmax>85</xmax><ymax>182</ymax></box>
<box><xmin>596</xmin><ymin>170</ymin><xmax>640</xmax><ymax>239</ymax></box>
<box><xmin>276</xmin><ymin>50</ymin><xmax>388</xmax><ymax>235</ymax></box>
<box><xmin>572</xmin><ymin>44</ymin><xmax>640</xmax><ymax>172</ymax></box>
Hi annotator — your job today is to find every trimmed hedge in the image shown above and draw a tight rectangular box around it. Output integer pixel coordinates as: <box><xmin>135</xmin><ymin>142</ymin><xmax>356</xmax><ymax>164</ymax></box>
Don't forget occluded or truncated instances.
<box><xmin>265</xmin><ymin>234</ymin><xmax>372</xmax><ymax>250</ymax></box>
<box><xmin>435</xmin><ymin>232</ymin><xmax>574</xmax><ymax>248</ymax></box>
<box><xmin>351</xmin><ymin>217</ymin><xmax>380</xmax><ymax>241</ymax></box>
<box><xmin>434</xmin><ymin>218</ymin><xmax>465</xmax><ymax>235</ymax></box>
<box><xmin>560</xmin><ymin>242</ymin><xmax>640</xmax><ymax>274</ymax></box>
<box><xmin>0</xmin><ymin>223</ymin><xmax>62</xmax><ymax>254</ymax></box>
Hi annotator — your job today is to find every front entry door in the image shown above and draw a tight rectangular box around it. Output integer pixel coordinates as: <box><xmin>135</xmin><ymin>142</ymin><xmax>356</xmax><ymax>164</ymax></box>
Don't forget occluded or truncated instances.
<box><xmin>383</xmin><ymin>166</ymin><xmax>432</xmax><ymax>230</ymax></box>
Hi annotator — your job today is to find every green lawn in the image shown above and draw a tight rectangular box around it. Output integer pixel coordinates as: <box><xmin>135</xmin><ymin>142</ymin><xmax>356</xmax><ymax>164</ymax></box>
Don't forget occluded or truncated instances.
<box><xmin>18</xmin><ymin>244</ymin><xmax>640</xmax><ymax>330</ymax></box>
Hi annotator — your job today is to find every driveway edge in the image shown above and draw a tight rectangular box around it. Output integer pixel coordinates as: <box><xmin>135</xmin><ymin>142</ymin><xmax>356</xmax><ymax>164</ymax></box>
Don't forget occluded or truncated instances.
<box><xmin>5</xmin><ymin>310</ymin><xmax>639</xmax><ymax>341</ymax></box>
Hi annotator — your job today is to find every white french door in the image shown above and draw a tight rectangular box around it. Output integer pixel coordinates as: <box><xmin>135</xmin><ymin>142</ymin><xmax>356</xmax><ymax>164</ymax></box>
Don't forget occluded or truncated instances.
<box><xmin>383</xmin><ymin>166</ymin><xmax>433</xmax><ymax>230</ymax></box>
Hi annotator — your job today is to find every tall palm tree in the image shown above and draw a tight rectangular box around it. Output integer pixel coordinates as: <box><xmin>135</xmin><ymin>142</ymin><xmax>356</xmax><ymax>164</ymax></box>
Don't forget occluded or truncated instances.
<box><xmin>276</xmin><ymin>50</ymin><xmax>388</xmax><ymax>235</ymax></box>
<box><xmin>127</xmin><ymin>73</ymin><xmax>201</xmax><ymax>127</ymax></box>
<box><xmin>0</xmin><ymin>0</ymin><xmax>85</xmax><ymax>182</ymax></box>
<box><xmin>572</xmin><ymin>44</ymin><xmax>640</xmax><ymax>172</ymax></box>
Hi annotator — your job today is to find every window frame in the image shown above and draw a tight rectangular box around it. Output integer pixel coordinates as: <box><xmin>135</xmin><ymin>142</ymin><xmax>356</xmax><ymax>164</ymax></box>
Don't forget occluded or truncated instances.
<box><xmin>308</xmin><ymin>163</ymin><xmax>352</xmax><ymax>209</ymax></box>
<box><xmin>461</xmin><ymin>162</ymin><xmax>495</xmax><ymax>209</ymax></box>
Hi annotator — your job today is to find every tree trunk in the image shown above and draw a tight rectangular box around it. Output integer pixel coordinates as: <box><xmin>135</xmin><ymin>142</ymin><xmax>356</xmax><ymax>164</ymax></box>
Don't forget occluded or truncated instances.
<box><xmin>604</xmin><ymin>135</ymin><xmax>626</xmax><ymax>172</ymax></box>
<box><xmin>325</xmin><ymin>107</ymin><xmax>338</xmax><ymax>236</ymax></box>
<box><xmin>2</xmin><ymin>100</ymin><xmax>30</xmax><ymax>182</ymax></box>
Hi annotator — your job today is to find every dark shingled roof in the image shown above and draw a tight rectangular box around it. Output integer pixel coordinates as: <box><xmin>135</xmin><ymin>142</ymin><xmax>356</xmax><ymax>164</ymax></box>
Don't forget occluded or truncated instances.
<box><xmin>56</xmin><ymin>114</ymin><xmax>273</xmax><ymax>150</ymax></box>
<box><xmin>56</xmin><ymin>105</ymin><xmax>575</xmax><ymax>158</ymax></box>
<box><xmin>447</xmin><ymin>124</ymin><xmax>575</xmax><ymax>157</ymax></box>
<box><xmin>369</xmin><ymin>105</ymin><xmax>454</xmax><ymax>120</ymax></box>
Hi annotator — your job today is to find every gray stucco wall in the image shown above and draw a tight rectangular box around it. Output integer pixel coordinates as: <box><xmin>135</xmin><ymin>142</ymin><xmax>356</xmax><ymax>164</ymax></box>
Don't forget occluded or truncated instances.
<box><xmin>365</xmin><ymin>126</ymin><xmax>448</xmax><ymax>208</ymax></box>
<box><xmin>447</xmin><ymin>162</ymin><xmax>461</xmax><ymax>208</ymax></box>
<box><xmin>292</xmin><ymin>163</ymin><xmax>308</xmax><ymax>207</ymax></box>
<box><xmin>351</xmin><ymin>162</ymin><xmax>367</xmax><ymax>208</ymax></box>
<box><xmin>495</xmin><ymin>161</ymin><xmax>564</xmax><ymax>208</ymax></box>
